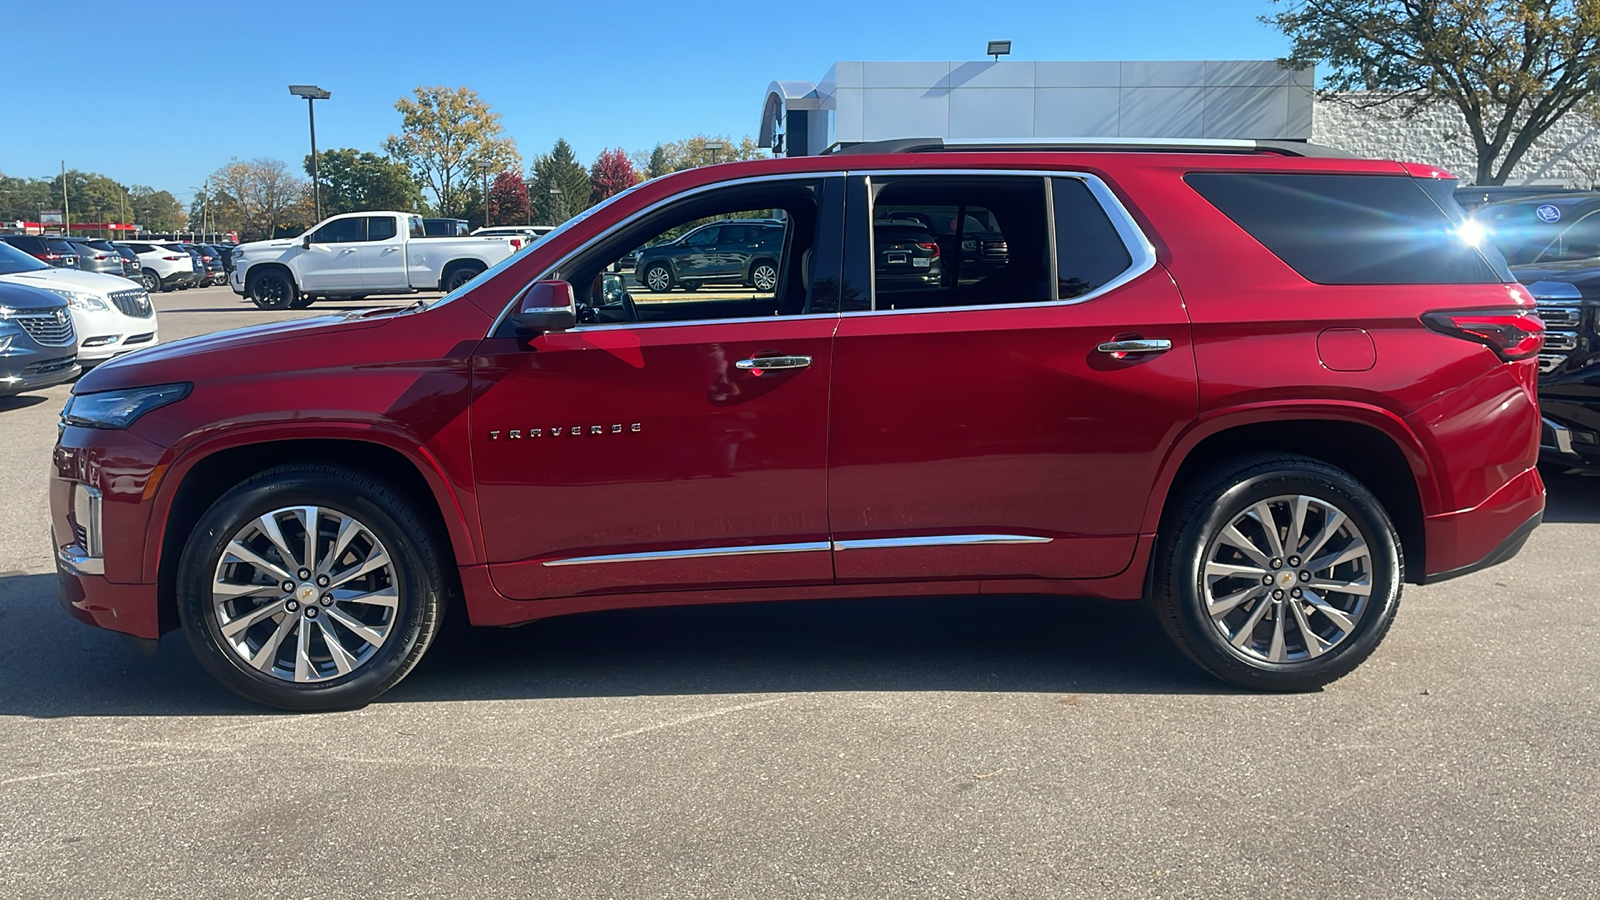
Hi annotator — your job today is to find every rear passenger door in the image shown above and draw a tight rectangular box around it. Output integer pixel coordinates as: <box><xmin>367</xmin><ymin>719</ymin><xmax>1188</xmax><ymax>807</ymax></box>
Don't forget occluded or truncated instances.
<box><xmin>357</xmin><ymin>215</ymin><xmax>406</xmax><ymax>288</ymax></box>
<box><xmin>826</xmin><ymin>173</ymin><xmax>1197</xmax><ymax>584</ymax></box>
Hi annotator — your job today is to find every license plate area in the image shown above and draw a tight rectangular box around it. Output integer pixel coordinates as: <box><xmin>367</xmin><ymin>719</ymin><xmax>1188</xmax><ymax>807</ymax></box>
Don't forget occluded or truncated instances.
<box><xmin>912</xmin><ymin>257</ymin><xmax>931</xmax><ymax>267</ymax></box>
<box><xmin>887</xmin><ymin>252</ymin><xmax>908</xmax><ymax>265</ymax></box>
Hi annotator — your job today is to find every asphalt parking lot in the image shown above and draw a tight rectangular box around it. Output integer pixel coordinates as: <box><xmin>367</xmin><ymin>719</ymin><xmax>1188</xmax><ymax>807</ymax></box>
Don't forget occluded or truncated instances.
<box><xmin>1</xmin><ymin>285</ymin><xmax>1597</xmax><ymax>898</ymax></box>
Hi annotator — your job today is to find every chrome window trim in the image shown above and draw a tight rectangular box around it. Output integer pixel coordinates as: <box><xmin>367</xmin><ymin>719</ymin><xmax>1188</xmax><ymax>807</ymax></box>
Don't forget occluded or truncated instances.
<box><xmin>488</xmin><ymin>171</ymin><xmax>836</xmax><ymax>338</ymax></box>
<box><xmin>832</xmin><ymin>534</ymin><xmax>1052</xmax><ymax>551</ymax></box>
<box><xmin>848</xmin><ymin>168</ymin><xmax>1157</xmax><ymax>318</ymax></box>
<box><xmin>542</xmin><ymin>541</ymin><xmax>831</xmax><ymax>567</ymax></box>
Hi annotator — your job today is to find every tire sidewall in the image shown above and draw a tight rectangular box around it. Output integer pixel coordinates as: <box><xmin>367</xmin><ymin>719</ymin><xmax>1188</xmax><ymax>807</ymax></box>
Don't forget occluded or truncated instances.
<box><xmin>1168</xmin><ymin>466</ymin><xmax>1401</xmax><ymax>688</ymax></box>
<box><xmin>249</xmin><ymin>271</ymin><xmax>294</xmax><ymax>310</ymax></box>
<box><xmin>176</xmin><ymin>474</ymin><xmax>437</xmax><ymax>710</ymax></box>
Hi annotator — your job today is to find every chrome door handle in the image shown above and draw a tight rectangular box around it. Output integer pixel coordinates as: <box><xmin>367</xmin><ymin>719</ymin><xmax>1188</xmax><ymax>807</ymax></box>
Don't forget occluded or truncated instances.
<box><xmin>736</xmin><ymin>355</ymin><xmax>812</xmax><ymax>371</ymax></box>
<box><xmin>1096</xmin><ymin>339</ymin><xmax>1172</xmax><ymax>355</ymax></box>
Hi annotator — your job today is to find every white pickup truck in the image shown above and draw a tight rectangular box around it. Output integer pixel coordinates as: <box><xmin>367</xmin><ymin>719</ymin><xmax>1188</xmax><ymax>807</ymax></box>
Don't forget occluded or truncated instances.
<box><xmin>228</xmin><ymin>211</ymin><xmax>523</xmax><ymax>309</ymax></box>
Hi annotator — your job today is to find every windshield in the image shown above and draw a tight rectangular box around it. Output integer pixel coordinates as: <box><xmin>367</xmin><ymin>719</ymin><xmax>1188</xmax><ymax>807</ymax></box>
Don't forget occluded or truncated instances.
<box><xmin>425</xmin><ymin>180</ymin><xmax>649</xmax><ymax>312</ymax></box>
<box><xmin>0</xmin><ymin>240</ymin><xmax>50</xmax><ymax>275</ymax></box>
<box><xmin>1479</xmin><ymin>203</ymin><xmax>1600</xmax><ymax>265</ymax></box>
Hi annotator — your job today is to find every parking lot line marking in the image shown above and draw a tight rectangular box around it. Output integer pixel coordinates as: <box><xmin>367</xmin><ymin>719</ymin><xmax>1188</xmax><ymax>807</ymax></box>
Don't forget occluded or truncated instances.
<box><xmin>603</xmin><ymin>697</ymin><xmax>789</xmax><ymax>742</ymax></box>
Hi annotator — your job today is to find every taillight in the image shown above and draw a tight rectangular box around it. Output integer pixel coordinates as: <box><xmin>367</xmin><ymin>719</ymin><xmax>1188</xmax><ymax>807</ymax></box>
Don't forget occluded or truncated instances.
<box><xmin>509</xmin><ymin>239</ymin><xmax>522</xmax><ymax>249</ymax></box>
<box><xmin>39</xmin><ymin>253</ymin><xmax>58</xmax><ymax>260</ymax></box>
<box><xmin>162</xmin><ymin>255</ymin><xmax>182</xmax><ymax>260</ymax></box>
<box><xmin>916</xmin><ymin>242</ymin><xmax>939</xmax><ymax>256</ymax></box>
<box><xmin>1422</xmin><ymin>310</ymin><xmax>1545</xmax><ymax>361</ymax></box>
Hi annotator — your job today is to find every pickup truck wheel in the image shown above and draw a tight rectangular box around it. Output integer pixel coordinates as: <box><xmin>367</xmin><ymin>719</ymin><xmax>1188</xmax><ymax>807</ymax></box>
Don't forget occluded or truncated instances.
<box><xmin>140</xmin><ymin>269</ymin><xmax>160</xmax><ymax>292</ymax></box>
<box><xmin>175</xmin><ymin>464</ymin><xmax>446</xmax><ymax>711</ymax></box>
<box><xmin>248</xmin><ymin>270</ymin><xmax>297</xmax><ymax>310</ymax></box>
<box><xmin>643</xmin><ymin>263</ymin><xmax>673</xmax><ymax>293</ymax></box>
<box><xmin>1151</xmin><ymin>454</ymin><xmax>1401</xmax><ymax>692</ymax></box>
<box><xmin>443</xmin><ymin>265</ymin><xmax>483</xmax><ymax>292</ymax></box>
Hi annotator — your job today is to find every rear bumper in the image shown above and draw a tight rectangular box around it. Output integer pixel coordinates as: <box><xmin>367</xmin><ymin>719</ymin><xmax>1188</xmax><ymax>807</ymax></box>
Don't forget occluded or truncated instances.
<box><xmin>1418</xmin><ymin>465</ymin><xmax>1545</xmax><ymax>584</ymax></box>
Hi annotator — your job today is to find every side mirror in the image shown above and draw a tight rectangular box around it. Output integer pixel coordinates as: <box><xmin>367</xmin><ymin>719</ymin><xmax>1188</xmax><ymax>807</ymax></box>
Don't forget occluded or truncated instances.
<box><xmin>509</xmin><ymin>280</ymin><xmax>577</xmax><ymax>336</ymax></box>
<box><xmin>301</xmin><ymin>235</ymin><xmax>312</xmax><ymax>249</ymax></box>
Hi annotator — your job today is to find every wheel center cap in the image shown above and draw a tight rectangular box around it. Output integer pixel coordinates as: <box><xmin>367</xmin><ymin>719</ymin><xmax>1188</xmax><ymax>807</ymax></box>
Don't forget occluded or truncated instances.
<box><xmin>296</xmin><ymin>584</ymin><xmax>317</xmax><ymax>602</ymax></box>
<box><xmin>1278</xmin><ymin>572</ymin><xmax>1296</xmax><ymax>588</ymax></box>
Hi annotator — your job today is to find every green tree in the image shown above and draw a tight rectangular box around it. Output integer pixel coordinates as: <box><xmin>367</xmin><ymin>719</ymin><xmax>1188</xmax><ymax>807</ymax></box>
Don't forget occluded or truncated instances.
<box><xmin>528</xmin><ymin>139</ymin><xmax>592</xmax><ymax>225</ymax></box>
<box><xmin>642</xmin><ymin>135</ymin><xmax>766</xmax><ymax>174</ymax></box>
<box><xmin>644</xmin><ymin>144</ymin><xmax>671</xmax><ymax>180</ymax></box>
<box><xmin>384</xmin><ymin>86</ymin><xmax>520</xmax><ymax>218</ymax></box>
<box><xmin>129</xmin><ymin>186</ymin><xmax>187</xmax><ymax>233</ymax></box>
<box><xmin>1267</xmin><ymin>0</ymin><xmax>1600</xmax><ymax>185</ymax></box>
<box><xmin>0</xmin><ymin>174</ymin><xmax>56</xmax><ymax>222</ymax></box>
<box><xmin>304</xmin><ymin>149</ymin><xmax>426</xmax><ymax>216</ymax></box>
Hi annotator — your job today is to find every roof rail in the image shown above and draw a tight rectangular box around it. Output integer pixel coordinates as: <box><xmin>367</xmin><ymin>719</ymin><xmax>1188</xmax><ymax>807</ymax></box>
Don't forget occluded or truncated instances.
<box><xmin>824</xmin><ymin>137</ymin><xmax>1356</xmax><ymax>159</ymax></box>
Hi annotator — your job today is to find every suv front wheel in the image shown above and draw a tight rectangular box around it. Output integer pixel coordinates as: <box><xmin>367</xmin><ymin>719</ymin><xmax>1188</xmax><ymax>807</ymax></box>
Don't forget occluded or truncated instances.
<box><xmin>176</xmin><ymin>464</ymin><xmax>447</xmax><ymax>710</ymax></box>
<box><xmin>1152</xmin><ymin>454</ymin><xmax>1402</xmax><ymax>691</ymax></box>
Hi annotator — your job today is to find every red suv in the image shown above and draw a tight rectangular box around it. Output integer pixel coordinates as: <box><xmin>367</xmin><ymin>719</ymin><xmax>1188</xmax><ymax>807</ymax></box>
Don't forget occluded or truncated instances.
<box><xmin>50</xmin><ymin>140</ymin><xmax>1546</xmax><ymax>710</ymax></box>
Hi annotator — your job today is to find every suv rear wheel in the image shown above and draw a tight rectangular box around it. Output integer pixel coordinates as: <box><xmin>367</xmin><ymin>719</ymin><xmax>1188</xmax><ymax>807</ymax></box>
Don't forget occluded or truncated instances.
<box><xmin>176</xmin><ymin>464</ymin><xmax>446</xmax><ymax>710</ymax></box>
<box><xmin>1152</xmin><ymin>454</ymin><xmax>1401</xmax><ymax>691</ymax></box>
<box><xmin>643</xmin><ymin>263</ymin><xmax>673</xmax><ymax>293</ymax></box>
<box><xmin>140</xmin><ymin>269</ymin><xmax>160</xmax><ymax>292</ymax></box>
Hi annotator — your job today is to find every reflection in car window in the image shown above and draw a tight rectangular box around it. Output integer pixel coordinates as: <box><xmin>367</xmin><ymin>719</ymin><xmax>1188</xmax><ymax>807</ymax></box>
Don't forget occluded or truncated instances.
<box><xmin>867</xmin><ymin>176</ymin><xmax>1050</xmax><ymax>309</ymax></box>
<box><xmin>683</xmin><ymin>226</ymin><xmax>721</xmax><ymax>247</ymax></box>
<box><xmin>0</xmin><ymin>240</ymin><xmax>49</xmax><ymax>275</ymax></box>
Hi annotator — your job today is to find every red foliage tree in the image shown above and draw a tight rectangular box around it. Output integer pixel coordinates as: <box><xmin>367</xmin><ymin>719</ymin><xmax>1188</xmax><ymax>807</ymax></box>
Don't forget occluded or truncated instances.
<box><xmin>589</xmin><ymin>148</ymin><xmax>640</xmax><ymax>205</ymax></box>
<box><xmin>487</xmin><ymin>171</ymin><xmax>529</xmax><ymax>226</ymax></box>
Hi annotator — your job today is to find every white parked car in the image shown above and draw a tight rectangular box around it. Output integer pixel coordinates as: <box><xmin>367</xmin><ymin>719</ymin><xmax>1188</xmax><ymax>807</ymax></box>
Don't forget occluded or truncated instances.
<box><xmin>116</xmin><ymin>241</ymin><xmax>203</xmax><ymax>293</ymax></box>
<box><xmin>471</xmin><ymin>225</ymin><xmax>554</xmax><ymax>245</ymax></box>
<box><xmin>0</xmin><ymin>240</ymin><xmax>159</xmax><ymax>366</ymax></box>
<box><xmin>230</xmin><ymin>211</ymin><xmax>520</xmax><ymax>309</ymax></box>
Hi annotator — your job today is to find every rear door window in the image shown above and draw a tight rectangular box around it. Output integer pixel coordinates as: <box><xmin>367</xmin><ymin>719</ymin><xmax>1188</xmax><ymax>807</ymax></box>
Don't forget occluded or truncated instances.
<box><xmin>1052</xmin><ymin>178</ymin><xmax>1134</xmax><ymax>299</ymax></box>
<box><xmin>366</xmin><ymin>216</ymin><xmax>398</xmax><ymax>241</ymax></box>
<box><xmin>1186</xmin><ymin>172</ymin><xmax>1506</xmax><ymax>284</ymax></box>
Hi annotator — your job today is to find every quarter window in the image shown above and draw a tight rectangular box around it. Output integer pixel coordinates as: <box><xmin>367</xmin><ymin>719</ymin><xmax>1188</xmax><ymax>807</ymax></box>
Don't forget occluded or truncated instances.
<box><xmin>1052</xmin><ymin>178</ymin><xmax>1133</xmax><ymax>299</ymax></box>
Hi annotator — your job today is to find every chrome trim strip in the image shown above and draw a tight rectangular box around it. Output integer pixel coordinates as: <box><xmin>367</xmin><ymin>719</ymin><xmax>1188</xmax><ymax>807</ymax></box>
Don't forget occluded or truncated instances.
<box><xmin>847</xmin><ymin>168</ymin><xmax>1159</xmax><ymax>317</ymax></box>
<box><xmin>57</xmin><ymin>542</ymin><xmax>105</xmax><ymax>576</ymax></box>
<box><xmin>832</xmin><ymin>534</ymin><xmax>1052</xmax><ymax>551</ymax></box>
<box><xmin>542</xmin><ymin>541</ymin><xmax>831</xmax><ymax>567</ymax></box>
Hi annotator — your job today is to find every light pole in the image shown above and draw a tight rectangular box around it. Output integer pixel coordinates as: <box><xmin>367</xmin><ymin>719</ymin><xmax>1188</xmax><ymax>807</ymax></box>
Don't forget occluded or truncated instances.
<box><xmin>704</xmin><ymin>140</ymin><xmax>725</xmax><ymax>165</ymax></box>
<box><xmin>289</xmin><ymin>85</ymin><xmax>331</xmax><ymax>222</ymax></box>
<box><xmin>478</xmin><ymin>163</ymin><xmax>491</xmax><ymax>228</ymax></box>
<box><xmin>522</xmin><ymin>177</ymin><xmax>534</xmax><ymax>225</ymax></box>
<box><xmin>548</xmin><ymin>186</ymin><xmax>564</xmax><ymax>225</ymax></box>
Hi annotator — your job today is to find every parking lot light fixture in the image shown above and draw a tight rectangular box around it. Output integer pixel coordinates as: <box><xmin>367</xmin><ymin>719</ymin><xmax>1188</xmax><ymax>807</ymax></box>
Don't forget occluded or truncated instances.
<box><xmin>289</xmin><ymin>85</ymin><xmax>332</xmax><ymax>221</ymax></box>
<box><xmin>704</xmin><ymin>140</ymin><xmax>726</xmax><ymax>165</ymax></box>
<box><xmin>987</xmin><ymin>40</ymin><xmax>1012</xmax><ymax>61</ymax></box>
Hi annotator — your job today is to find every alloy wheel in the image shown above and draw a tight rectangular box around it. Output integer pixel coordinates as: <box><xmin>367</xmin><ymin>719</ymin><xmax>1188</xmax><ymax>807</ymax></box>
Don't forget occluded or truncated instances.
<box><xmin>752</xmin><ymin>263</ymin><xmax>778</xmax><ymax>292</ymax></box>
<box><xmin>646</xmin><ymin>266</ymin><xmax>671</xmax><ymax>292</ymax></box>
<box><xmin>1201</xmin><ymin>494</ymin><xmax>1372</xmax><ymax>664</ymax></box>
<box><xmin>211</xmin><ymin>505</ymin><xmax>399</xmax><ymax>683</ymax></box>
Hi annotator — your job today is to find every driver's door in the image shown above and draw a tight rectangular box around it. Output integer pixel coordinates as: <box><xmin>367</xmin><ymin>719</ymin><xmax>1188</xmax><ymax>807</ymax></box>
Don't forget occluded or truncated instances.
<box><xmin>470</xmin><ymin>175</ymin><xmax>846</xmax><ymax>601</ymax></box>
<box><xmin>298</xmin><ymin>215</ymin><xmax>366</xmax><ymax>289</ymax></box>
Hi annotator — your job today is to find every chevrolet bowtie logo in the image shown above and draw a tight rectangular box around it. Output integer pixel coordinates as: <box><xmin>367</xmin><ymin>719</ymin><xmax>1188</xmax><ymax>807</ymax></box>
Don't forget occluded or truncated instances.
<box><xmin>489</xmin><ymin>423</ymin><xmax>642</xmax><ymax>440</ymax></box>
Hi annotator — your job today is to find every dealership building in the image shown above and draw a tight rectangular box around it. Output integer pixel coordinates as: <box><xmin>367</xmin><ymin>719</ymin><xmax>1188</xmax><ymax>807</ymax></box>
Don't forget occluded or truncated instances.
<box><xmin>760</xmin><ymin>59</ymin><xmax>1599</xmax><ymax>186</ymax></box>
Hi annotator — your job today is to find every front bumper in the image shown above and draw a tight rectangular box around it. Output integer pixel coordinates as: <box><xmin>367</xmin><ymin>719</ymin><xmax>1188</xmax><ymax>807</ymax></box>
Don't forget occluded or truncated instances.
<box><xmin>229</xmin><ymin>267</ymin><xmax>245</xmax><ymax>295</ymax></box>
<box><xmin>0</xmin><ymin>355</ymin><xmax>79</xmax><ymax>396</ymax></box>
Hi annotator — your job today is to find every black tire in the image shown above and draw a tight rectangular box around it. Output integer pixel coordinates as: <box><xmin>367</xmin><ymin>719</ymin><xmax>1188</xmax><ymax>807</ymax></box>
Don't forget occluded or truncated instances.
<box><xmin>1150</xmin><ymin>453</ymin><xmax>1402</xmax><ymax>691</ymax></box>
<box><xmin>176</xmin><ymin>464</ymin><xmax>447</xmax><ymax>711</ymax></box>
<box><xmin>642</xmin><ymin>263</ymin><xmax>673</xmax><ymax>293</ymax></box>
<box><xmin>288</xmin><ymin>293</ymin><xmax>315</xmax><ymax>309</ymax></box>
<box><xmin>248</xmin><ymin>269</ymin><xmax>297</xmax><ymax>310</ymax></box>
<box><xmin>176</xmin><ymin>282</ymin><xmax>191</xmax><ymax>291</ymax></box>
<box><xmin>140</xmin><ymin>269</ymin><xmax>160</xmax><ymax>292</ymax></box>
<box><xmin>442</xmin><ymin>265</ymin><xmax>483</xmax><ymax>292</ymax></box>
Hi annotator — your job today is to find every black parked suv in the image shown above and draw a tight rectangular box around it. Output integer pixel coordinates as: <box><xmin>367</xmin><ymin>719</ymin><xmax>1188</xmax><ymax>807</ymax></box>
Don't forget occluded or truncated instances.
<box><xmin>0</xmin><ymin>234</ymin><xmax>80</xmax><ymax>268</ymax></box>
<box><xmin>1477</xmin><ymin>194</ymin><xmax>1600</xmax><ymax>472</ymax></box>
<box><xmin>0</xmin><ymin>281</ymin><xmax>80</xmax><ymax>397</ymax></box>
<box><xmin>633</xmin><ymin>218</ymin><xmax>786</xmax><ymax>293</ymax></box>
<box><xmin>191</xmin><ymin>244</ymin><xmax>227</xmax><ymax>285</ymax></box>
<box><xmin>113</xmin><ymin>245</ymin><xmax>142</xmax><ymax>279</ymax></box>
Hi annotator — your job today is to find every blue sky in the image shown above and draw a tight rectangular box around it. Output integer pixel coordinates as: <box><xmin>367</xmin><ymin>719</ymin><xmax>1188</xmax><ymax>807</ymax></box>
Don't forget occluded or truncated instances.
<box><xmin>2</xmin><ymin>0</ymin><xmax>1289</xmax><ymax>205</ymax></box>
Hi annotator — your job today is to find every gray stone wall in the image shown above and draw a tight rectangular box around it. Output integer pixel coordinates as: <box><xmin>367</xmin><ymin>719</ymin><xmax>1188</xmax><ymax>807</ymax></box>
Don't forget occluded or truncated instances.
<box><xmin>1312</xmin><ymin>92</ymin><xmax>1600</xmax><ymax>187</ymax></box>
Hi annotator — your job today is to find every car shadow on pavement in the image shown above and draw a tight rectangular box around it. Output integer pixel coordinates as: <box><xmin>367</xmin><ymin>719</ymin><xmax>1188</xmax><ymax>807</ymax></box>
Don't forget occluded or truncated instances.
<box><xmin>0</xmin><ymin>395</ymin><xmax>51</xmax><ymax>413</ymax></box>
<box><xmin>0</xmin><ymin>571</ymin><xmax>1226</xmax><ymax>717</ymax></box>
<box><xmin>1541</xmin><ymin>465</ymin><xmax>1600</xmax><ymax>524</ymax></box>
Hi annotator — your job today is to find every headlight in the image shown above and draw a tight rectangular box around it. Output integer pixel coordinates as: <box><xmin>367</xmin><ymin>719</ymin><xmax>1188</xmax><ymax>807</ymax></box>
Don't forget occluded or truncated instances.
<box><xmin>62</xmin><ymin>383</ymin><xmax>191</xmax><ymax>429</ymax></box>
<box><xmin>42</xmin><ymin>288</ymin><xmax>109</xmax><ymax>312</ymax></box>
